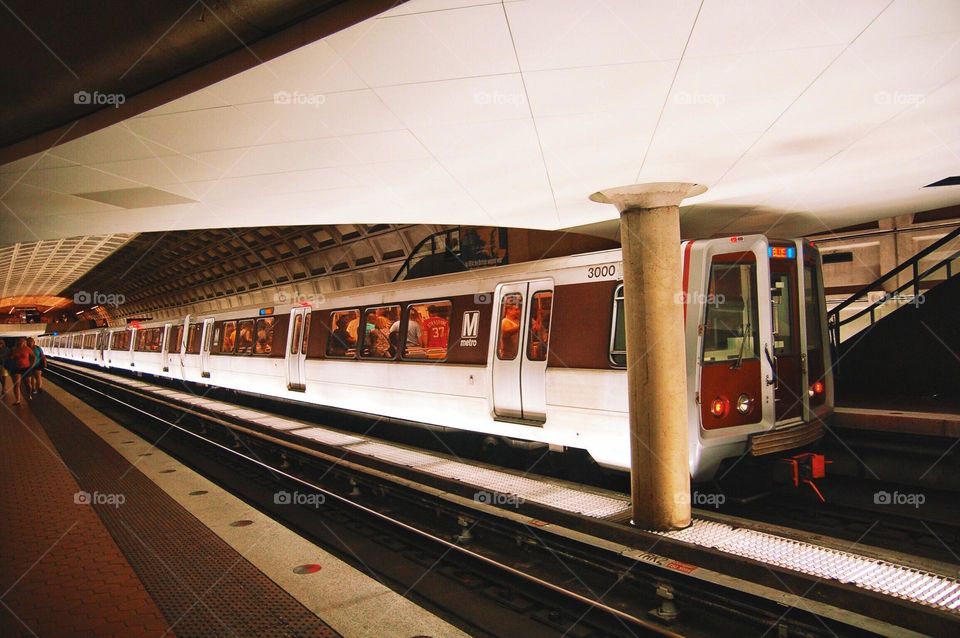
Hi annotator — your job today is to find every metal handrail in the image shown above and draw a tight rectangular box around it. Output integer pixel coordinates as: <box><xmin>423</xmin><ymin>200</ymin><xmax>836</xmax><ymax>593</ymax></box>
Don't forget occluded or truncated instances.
<box><xmin>392</xmin><ymin>227</ymin><xmax>461</xmax><ymax>282</ymax></box>
<box><xmin>827</xmin><ymin>225</ymin><xmax>960</xmax><ymax>347</ymax></box>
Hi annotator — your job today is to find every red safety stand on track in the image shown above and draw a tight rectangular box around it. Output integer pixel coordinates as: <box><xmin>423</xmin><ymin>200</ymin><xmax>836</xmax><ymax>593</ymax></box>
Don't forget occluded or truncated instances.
<box><xmin>776</xmin><ymin>452</ymin><xmax>830</xmax><ymax>502</ymax></box>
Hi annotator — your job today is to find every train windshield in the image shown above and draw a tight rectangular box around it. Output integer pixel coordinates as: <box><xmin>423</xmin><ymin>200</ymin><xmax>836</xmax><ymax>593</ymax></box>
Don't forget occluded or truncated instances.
<box><xmin>702</xmin><ymin>262</ymin><xmax>760</xmax><ymax>363</ymax></box>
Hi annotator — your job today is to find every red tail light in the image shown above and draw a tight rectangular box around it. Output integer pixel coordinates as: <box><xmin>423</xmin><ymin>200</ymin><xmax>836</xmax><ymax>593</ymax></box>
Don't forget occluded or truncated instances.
<box><xmin>710</xmin><ymin>397</ymin><xmax>729</xmax><ymax>418</ymax></box>
<box><xmin>813</xmin><ymin>381</ymin><xmax>824</xmax><ymax>395</ymax></box>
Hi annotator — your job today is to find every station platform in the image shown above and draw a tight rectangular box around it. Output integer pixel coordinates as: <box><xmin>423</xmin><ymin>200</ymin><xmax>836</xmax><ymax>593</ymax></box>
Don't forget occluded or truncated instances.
<box><xmin>40</xmin><ymin>360</ymin><xmax>960</xmax><ymax>636</ymax></box>
<box><xmin>834</xmin><ymin>406</ymin><xmax>960</xmax><ymax>438</ymax></box>
<box><xmin>0</xmin><ymin>384</ymin><xmax>468</xmax><ymax>637</ymax></box>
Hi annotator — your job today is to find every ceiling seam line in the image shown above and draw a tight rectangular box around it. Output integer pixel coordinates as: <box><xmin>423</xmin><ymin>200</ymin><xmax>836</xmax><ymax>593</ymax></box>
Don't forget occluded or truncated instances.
<box><xmin>500</xmin><ymin>0</ymin><xmax>560</xmax><ymax>225</ymax></box>
<box><xmin>633</xmin><ymin>0</ymin><xmax>705</xmax><ymax>184</ymax></box>
<box><xmin>711</xmin><ymin>0</ymin><xmax>896</xmax><ymax>189</ymax></box>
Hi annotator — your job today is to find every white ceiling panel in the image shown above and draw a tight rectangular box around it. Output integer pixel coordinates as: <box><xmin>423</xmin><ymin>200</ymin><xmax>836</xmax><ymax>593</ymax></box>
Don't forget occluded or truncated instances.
<box><xmin>235</xmin><ymin>89</ymin><xmax>404</xmax><ymax>143</ymax></box>
<box><xmin>686</xmin><ymin>0</ymin><xmax>888</xmax><ymax>58</ymax></box>
<box><xmin>51</xmin><ymin>125</ymin><xmax>176</xmax><ymax>164</ymax></box>
<box><xmin>376</xmin><ymin>74</ymin><xmax>530</xmax><ymax>128</ymax></box>
<box><xmin>205</xmin><ymin>41</ymin><xmax>366</xmax><ymax>106</ymax></box>
<box><xmin>14</xmin><ymin>164</ymin><xmax>146</xmax><ymax>195</ymax></box>
<box><xmin>327</xmin><ymin>3</ymin><xmax>518</xmax><ymax>87</ymax></box>
<box><xmin>0</xmin><ymin>152</ymin><xmax>77</xmax><ymax>175</ymax></box>
<box><xmin>524</xmin><ymin>62</ymin><xmax>677</xmax><ymax>117</ymax></box>
<box><xmin>538</xmin><ymin>109</ymin><xmax>661</xmax><ymax>204</ymax></box>
<box><xmin>3</xmin><ymin>0</ymin><xmax>960</xmax><ymax>245</ymax></box>
<box><xmin>123</xmin><ymin>106</ymin><xmax>275</xmax><ymax>155</ymax></box>
<box><xmin>506</xmin><ymin>0</ymin><xmax>701</xmax><ymax>71</ymax></box>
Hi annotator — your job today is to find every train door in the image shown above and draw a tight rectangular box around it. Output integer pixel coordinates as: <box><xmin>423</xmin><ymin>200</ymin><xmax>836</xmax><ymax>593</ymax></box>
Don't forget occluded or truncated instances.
<box><xmin>200</xmin><ymin>317</ymin><xmax>215</xmax><ymax>378</ymax></box>
<box><xmin>160</xmin><ymin>323</ymin><xmax>171</xmax><ymax>372</ymax></box>
<box><xmin>768</xmin><ymin>244</ymin><xmax>804</xmax><ymax>422</ymax></box>
<box><xmin>798</xmin><ymin>242</ymin><xmax>830</xmax><ymax>419</ymax></box>
<box><xmin>285</xmin><ymin>307</ymin><xmax>311</xmax><ymax>391</ymax></box>
<box><xmin>96</xmin><ymin>329</ymin><xmax>108</xmax><ymax>366</ymax></box>
<box><xmin>490</xmin><ymin>279</ymin><xmax>554</xmax><ymax>423</ymax></box>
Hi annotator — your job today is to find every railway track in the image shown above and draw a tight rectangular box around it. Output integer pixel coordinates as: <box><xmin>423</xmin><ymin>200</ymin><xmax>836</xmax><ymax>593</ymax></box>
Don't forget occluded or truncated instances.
<box><xmin>46</xmin><ymin>362</ymin><xmax>951</xmax><ymax>636</ymax></box>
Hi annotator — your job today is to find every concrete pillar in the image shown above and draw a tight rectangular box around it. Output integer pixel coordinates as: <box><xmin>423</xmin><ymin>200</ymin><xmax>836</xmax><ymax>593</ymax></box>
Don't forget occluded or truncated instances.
<box><xmin>590</xmin><ymin>182</ymin><xmax>706</xmax><ymax>531</ymax></box>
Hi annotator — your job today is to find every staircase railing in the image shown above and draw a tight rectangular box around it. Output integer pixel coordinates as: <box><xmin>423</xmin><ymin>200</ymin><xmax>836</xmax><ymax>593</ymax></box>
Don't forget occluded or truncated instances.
<box><xmin>392</xmin><ymin>227</ymin><xmax>461</xmax><ymax>282</ymax></box>
<box><xmin>827</xmin><ymin>225</ymin><xmax>960</xmax><ymax>349</ymax></box>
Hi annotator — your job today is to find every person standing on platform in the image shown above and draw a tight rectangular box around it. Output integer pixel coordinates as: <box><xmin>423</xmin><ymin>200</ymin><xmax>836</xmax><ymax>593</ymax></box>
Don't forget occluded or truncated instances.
<box><xmin>27</xmin><ymin>337</ymin><xmax>45</xmax><ymax>396</ymax></box>
<box><xmin>9</xmin><ymin>338</ymin><xmax>35</xmax><ymax>405</ymax></box>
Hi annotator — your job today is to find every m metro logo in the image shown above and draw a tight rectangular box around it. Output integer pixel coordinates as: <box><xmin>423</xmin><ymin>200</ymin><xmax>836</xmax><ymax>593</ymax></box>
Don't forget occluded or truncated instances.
<box><xmin>460</xmin><ymin>310</ymin><xmax>480</xmax><ymax>347</ymax></box>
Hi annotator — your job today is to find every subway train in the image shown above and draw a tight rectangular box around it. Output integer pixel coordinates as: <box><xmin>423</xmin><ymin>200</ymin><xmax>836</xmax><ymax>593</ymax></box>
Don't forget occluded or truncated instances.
<box><xmin>42</xmin><ymin>234</ymin><xmax>832</xmax><ymax>482</ymax></box>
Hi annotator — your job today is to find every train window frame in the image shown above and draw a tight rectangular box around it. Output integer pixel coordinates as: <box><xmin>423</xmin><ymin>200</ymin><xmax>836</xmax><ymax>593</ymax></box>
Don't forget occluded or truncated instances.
<box><xmin>220</xmin><ymin>320</ymin><xmax>238</xmax><ymax>354</ymax></box>
<box><xmin>526</xmin><ymin>290</ymin><xmax>553</xmax><ymax>362</ymax></box>
<box><xmin>609</xmin><ymin>284</ymin><xmax>627</xmax><ymax>368</ymax></box>
<box><xmin>401</xmin><ymin>300</ymin><xmax>453</xmax><ymax>362</ymax></box>
<box><xmin>359</xmin><ymin>304</ymin><xmax>401</xmax><ymax>360</ymax></box>
<box><xmin>496</xmin><ymin>292</ymin><xmax>524</xmax><ymax>361</ymax></box>
<box><xmin>325</xmin><ymin>308</ymin><xmax>360</xmax><ymax>359</ymax></box>
<box><xmin>254</xmin><ymin>317</ymin><xmax>276</xmax><ymax>355</ymax></box>
<box><xmin>701</xmin><ymin>260</ymin><xmax>761</xmax><ymax>365</ymax></box>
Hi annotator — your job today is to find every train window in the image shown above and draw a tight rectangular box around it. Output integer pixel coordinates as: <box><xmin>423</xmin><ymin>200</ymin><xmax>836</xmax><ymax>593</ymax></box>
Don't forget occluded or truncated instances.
<box><xmin>804</xmin><ymin>266</ymin><xmax>822</xmax><ymax>352</ymax></box>
<box><xmin>702</xmin><ymin>263</ymin><xmax>760</xmax><ymax>363</ymax></box>
<box><xmin>326</xmin><ymin>309</ymin><xmax>359</xmax><ymax>358</ymax></box>
<box><xmin>254</xmin><ymin>317</ymin><xmax>275</xmax><ymax>355</ymax></box>
<box><xmin>496</xmin><ymin>293</ymin><xmax>523</xmax><ymax>360</ymax></box>
<box><xmin>169</xmin><ymin>325</ymin><xmax>183</xmax><ymax>352</ymax></box>
<box><xmin>236</xmin><ymin>320</ymin><xmax>255</xmax><ymax>354</ymax></box>
<box><xmin>300</xmin><ymin>314</ymin><xmax>311</xmax><ymax>354</ymax></box>
<box><xmin>610</xmin><ymin>285</ymin><xmax>627</xmax><ymax>367</ymax></box>
<box><xmin>186</xmin><ymin>325</ymin><xmax>202</xmax><ymax>354</ymax></box>
<box><xmin>290</xmin><ymin>314</ymin><xmax>303</xmax><ymax>355</ymax></box>
<box><xmin>136</xmin><ymin>328</ymin><xmax>162</xmax><ymax>352</ymax></box>
<box><xmin>221</xmin><ymin>321</ymin><xmax>237</xmax><ymax>354</ymax></box>
<box><xmin>84</xmin><ymin>334</ymin><xmax>96</xmax><ymax>349</ymax></box>
<box><xmin>402</xmin><ymin>301</ymin><xmax>452</xmax><ymax>360</ymax></box>
<box><xmin>360</xmin><ymin>305</ymin><xmax>400</xmax><ymax>359</ymax></box>
<box><xmin>770</xmin><ymin>273</ymin><xmax>795</xmax><ymax>355</ymax></box>
<box><xmin>526</xmin><ymin>291</ymin><xmax>553</xmax><ymax>362</ymax></box>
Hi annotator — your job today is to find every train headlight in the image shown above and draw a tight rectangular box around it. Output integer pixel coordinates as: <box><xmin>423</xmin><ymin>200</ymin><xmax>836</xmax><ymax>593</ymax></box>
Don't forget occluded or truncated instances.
<box><xmin>710</xmin><ymin>397</ymin><xmax>728</xmax><ymax>418</ymax></box>
<box><xmin>736</xmin><ymin>393</ymin><xmax>752</xmax><ymax>414</ymax></box>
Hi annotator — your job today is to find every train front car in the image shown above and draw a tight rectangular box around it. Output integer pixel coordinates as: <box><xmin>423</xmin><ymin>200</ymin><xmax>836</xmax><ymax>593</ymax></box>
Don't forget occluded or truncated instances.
<box><xmin>685</xmin><ymin>236</ymin><xmax>833</xmax><ymax>482</ymax></box>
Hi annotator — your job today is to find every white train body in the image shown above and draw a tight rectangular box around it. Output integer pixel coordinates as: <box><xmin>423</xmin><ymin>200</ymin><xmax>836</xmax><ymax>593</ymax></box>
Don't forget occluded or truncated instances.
<box><xmin>43</xmin><ymin>235</ymin><xmax>833</xmax><ymax>481</ymax></box>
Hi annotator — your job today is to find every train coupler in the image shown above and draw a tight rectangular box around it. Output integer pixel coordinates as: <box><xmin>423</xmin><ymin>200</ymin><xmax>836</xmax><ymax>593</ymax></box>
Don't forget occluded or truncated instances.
<box><xmin>774</xmin><ymin>452</ymin><xmax>830</xmax><ymax>503</ymax></box>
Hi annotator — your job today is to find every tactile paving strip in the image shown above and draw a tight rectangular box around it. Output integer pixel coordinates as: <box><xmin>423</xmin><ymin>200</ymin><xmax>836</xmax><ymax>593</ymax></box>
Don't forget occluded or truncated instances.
<box><xmin>294</xmin><ymin>428</ymin><xmax>364</xmax><ymax>447</ymax></box>
<box><xmin>427</xmin><ymin>460</ymin><xmax>631</xmax><ymax>518</ymax></box>
<box><xmin>33</xmin><ymin>393</ymin><xmax>341</xmax><ymax>637</ymax></box>
<box><xmin>656</xmin><ymin>519</ymin><xmax>960</xmax><ymax>613</ymax></box>
<box><xmin>345</xmin><ymin>441</ymin><xmax>448</xmax><ymax>469</ymax></box>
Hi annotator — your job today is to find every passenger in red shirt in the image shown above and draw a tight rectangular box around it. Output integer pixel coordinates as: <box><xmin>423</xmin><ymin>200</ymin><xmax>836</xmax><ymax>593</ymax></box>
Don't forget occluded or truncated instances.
<box><xmin>9</xmin><ymin>338</ymin><xmax>35</xmax><ymax>405</ymax></box>
<box><xmin>420</xmin><ymin>305</ymin><xmax>450</xmax><ymax>350</ymax></box>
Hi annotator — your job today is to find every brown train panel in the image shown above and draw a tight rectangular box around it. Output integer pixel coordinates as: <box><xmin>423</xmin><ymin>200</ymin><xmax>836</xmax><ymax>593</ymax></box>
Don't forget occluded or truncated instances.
<box><xmin>444</xmin><ymin>293</ymin><xmax>491</xmax><ymax>365</ymax></box>
<box><xmin>700</xmin><ymin>358</ymin><xmax>762</xmax><ymax>429</ymax></box>
<box><xmin>269</xmin><ymin>314</ymin><xmax>289</xmax><ymax>359</ymax></box>
<box><xmin>306</xmin><ymin>310</ymin><xmax>330</xmax><ymax>358</ymax></box>
<box><xmin>548</xmin><ymin>280</ymin><xmax>618</xmax><ymax>370</ymax></box>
